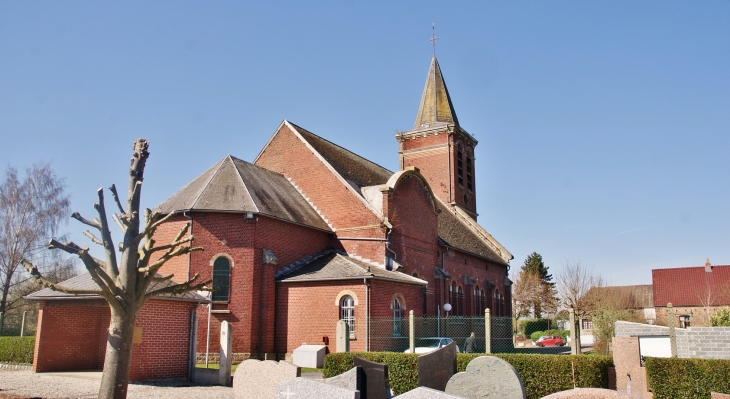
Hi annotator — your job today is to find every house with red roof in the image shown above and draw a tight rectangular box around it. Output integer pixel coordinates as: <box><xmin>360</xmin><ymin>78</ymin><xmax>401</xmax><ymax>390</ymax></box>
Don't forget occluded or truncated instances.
<box><xmin>652</xmin><ymin>259</ymin><xmax>730</xmax><ymax>327</ymax></box>
<box><xmin>152</xmin><ymin>56</ymin><xmax>514</xmax><ymax>361</ymax></box>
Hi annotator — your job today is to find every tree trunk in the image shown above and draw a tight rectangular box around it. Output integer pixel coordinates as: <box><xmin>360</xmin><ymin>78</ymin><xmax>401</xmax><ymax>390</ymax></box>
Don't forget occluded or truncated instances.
<box><xmin>98</xmin><ymin>306</ymin><xmax>138</xmax><ymax>399</ymax></box>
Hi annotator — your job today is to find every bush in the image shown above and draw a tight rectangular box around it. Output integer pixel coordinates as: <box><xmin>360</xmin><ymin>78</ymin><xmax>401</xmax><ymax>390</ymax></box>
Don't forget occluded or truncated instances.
<box><xmin>710</xmin><ymin>307</ymin><xmax>730</xmax><ymax>327</ymax></box>
<box><xmin>324</xmin><ymin>352</ymin><xmax>612</xmax><ymax>399</ymax></box>
<box><xmin>645</xmin><ymin>357</ymin><xmax>730</xmax><ymax>399</ymax></box>
<box><xmin>0</xmin><ymin>337</ymin><xmax>35</xmax><ymax>364</ymax></box>
<box><xmin>521</xmin><ymin>319</ymin><xmax>553</xmax><ymax>336</ymax></box>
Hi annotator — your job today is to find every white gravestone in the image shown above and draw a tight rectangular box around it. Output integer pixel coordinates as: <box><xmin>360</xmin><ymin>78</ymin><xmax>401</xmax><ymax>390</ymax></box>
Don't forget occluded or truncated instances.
<box><xmin>292</xmin><ymin>344</ymin><xmax>327</xmax><ymax>368</ymax></box>
<box><xmin>219</xmin><ymin>320</ymin><xmax>233</xmax><ymax>386</ymax></box>
<box><xmin>336</xmin><ymin>320</ymin><xmax>350</xmax><ymax>353</ymax></box>
<box><xmin>233</xmin><ymin>359</ymin><xmax>300</xmax><ymax>399</ymax></box>
<box><xmin>445</xmin><ymin>356</ymin><xmax>526</xmax><ymax>399</ymax></box>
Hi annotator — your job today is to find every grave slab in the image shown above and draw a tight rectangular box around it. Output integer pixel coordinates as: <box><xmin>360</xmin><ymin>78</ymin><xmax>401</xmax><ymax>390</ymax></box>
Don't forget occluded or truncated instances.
<box><xmin>233</xmin><ymin>359</ymin><xmax>300</xmax><ymax>399</ymax></box>
<box><xmin>397</xmin><ymin>387</ymin><xmax>468</xmax><ymax>398</ymax></box>
<box><xmin>276</xmin><ymin>377</ymin><xmax>360</xmax><ymax>399</ymax></box>
<box><xmin>417</xmin><ymin>342</ymin><xmax>457</xmax><ymax>391</ymax></box>
<box><xmin>540</xmin><ymin>388</ymin><xmax>640</xmax><ymax>399</ymax></box>
<box><xmin>445</xmin><ymin>356</ymin><xmax>525</xmax><ymax>399</ymax></box>
<box><xmin>354</xmin><ymin>356</ymin><xmax>391</xmax><ymax>399</ymax></box>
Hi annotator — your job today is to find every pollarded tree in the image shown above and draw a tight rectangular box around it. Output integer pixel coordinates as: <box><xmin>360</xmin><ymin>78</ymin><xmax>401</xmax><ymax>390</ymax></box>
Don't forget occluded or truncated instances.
<box><xmin>22</xmin><ymin>139</ymin><xmax>210</xmax><ymax>399</ymax></box>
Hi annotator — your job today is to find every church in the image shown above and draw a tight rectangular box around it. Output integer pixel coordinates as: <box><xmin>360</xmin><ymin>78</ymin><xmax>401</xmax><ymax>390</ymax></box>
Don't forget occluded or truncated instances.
<box><xmin>154</xmin><ymin>56</ymin><xmax>514</xmax><ymax>360</ymax></box>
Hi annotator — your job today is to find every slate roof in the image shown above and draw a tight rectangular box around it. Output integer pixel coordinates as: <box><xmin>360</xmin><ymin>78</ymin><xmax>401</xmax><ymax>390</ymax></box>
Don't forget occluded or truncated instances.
<box><xmin>25</xmin><ymin>272</ymin><xmax>210</xmax><ymax>303</ymax></box>
<box><xmin>414</xmin><ymin>56</ymin><xmax>459</xmax><ymax>128</ymax></box>
<box><xmin>156</xmin><ymin>155</ymin><xmax>332</xmax><ymax>232</ymax></box>
<box><xmin>436</xmin><ymin>201</ymin><xmax>508</xmax><ymax>264</ymax></box>
<box><xmin>652</xmin><ymin>265</ymin><xmax>730</xmax><ymax>307</ymax></box>
<box><xmin>288</xmin><ymin>122</ymin><xmax>393</xmax><ymax>191</ymax></box>
<box><xmin>276</xmin><ymin>250</ymin><xmax>426</xmax><ymax>285</ymax></box>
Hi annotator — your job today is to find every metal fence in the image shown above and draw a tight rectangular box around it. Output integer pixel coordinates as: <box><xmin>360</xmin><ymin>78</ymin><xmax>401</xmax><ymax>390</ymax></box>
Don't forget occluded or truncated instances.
<box><xmin>368</xmin><ymin>313</ymin><xmax>516</xmax><ymax>353</ymax></box>
<box><xmin>0</xmin><ymin>311</ymin><xmax>37</xmax><ymax>337</ymax></box>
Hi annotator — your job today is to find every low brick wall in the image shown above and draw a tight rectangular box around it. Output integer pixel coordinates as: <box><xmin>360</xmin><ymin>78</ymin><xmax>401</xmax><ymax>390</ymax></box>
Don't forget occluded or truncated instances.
<box><xmin>615</xmin><ymin>321</ymin><xmax>730</xmax><ymax>360</ymax></box>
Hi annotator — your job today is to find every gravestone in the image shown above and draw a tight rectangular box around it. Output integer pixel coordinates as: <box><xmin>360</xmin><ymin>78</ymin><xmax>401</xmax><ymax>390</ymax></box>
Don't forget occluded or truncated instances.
<box><xmin>445</xmin><ymin>356</ymin><xmax>525</xmax><ymax>399</ymax></box>
<box><xmin>336</xmin><ymin>320</ymin><xmax>350</xmax><ymax>352</ymax></box>
<box><xmin>417</xmin><ymin>342</ymin><xmax>457</xmax><ymax>391</ymax></box>
<box><xmin>293</xmin><ymin>344</ymin><xmax>327</xmax><ymax>368</ymax></box>
<box><xmin>323</xmin><ymin>367</ymin><xmax>362</xmax><ymax>392</ymax></box>
<box><xmin>711</xmin><ymin>393</ymin><xmax>730</xmax><ymax>399</ymax></box>
<box><xmin>540</xmin><ymin>388</ymin><xmax>638</xmax><ymax>398</ymax></box>
<box><xmin>354</xmin><ymin>356</ymin><xmax>391</xmax><ymax>399</ymax></box>
<box><xmin>219</xmin><ymin>320</ymin><xmax>233</xmax><ymax>386</ymax></box>
<box><xmin>233</xmin><ymin>359</ymin><xmax>300</xmax><ymax>399</ymax></box>
<box><xmin>276</xmin><ymin>377</ymin><xmax>360</xmax><ymax>399</ymax></box>
<box><xmin>397</xmin><ymin>387</ymin><xmax>467</xmax><ymax>399</ymax></box>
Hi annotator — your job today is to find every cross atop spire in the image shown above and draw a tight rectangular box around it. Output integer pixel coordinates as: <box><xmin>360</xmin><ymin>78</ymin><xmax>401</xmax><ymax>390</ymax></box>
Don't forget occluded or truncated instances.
<box><xmin>429</xmin><ymin>23</ymin><xmax>439</xmax><ymax>57</ymax></box>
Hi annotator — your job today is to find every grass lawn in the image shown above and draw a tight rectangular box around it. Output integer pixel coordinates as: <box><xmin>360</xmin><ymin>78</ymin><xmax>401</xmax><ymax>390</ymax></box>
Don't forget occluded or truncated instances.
<box><xmin>196</xmin><ymin>363</ymin><xmax>238</xmax><ymax>372</ymax></box>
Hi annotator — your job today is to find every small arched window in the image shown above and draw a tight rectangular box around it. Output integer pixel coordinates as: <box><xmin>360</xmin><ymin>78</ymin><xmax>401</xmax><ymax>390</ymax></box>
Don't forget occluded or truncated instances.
<box><xmin>392</xmin><ymin>298</ymin><xmax>402</xmax><ymax>336</ymax></box>
<box><xmin>450</xmin><ymin>281</ymin><xmax>457</xmax><ymax>313</ymax></box>
<box><xmin>474</xmin><ymin>286</ymin><xmax>481</xmax><ymax>315</ymax></box>
<box><xmin>457</xmin><ymin>286</ymin><xmax>464</xmax><ymax>316</ymax></box>
<box><xmin>340</xmin><ymin>295</ymin><xmax>355</xmax><ymax>338</ymax></box>
<box><xmin>457</xmin><ymin>144</ymin><xmax>464</xmax><ymax>187</ymax></box>
<box><xmin>212</xmin><ymin>257</ymin><xmax>231</xmax><ymax>302</ymax></box>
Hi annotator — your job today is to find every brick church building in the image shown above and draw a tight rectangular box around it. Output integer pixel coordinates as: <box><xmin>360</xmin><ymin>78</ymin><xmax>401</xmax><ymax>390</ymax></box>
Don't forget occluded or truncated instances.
<box><xmin>155</xmin><ymin>56</ymin><xmax>514</xmax><ymax>360</ymax></box>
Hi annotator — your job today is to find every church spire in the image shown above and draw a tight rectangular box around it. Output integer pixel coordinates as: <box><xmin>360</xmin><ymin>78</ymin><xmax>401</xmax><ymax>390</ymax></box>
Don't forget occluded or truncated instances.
<box><xmin>414</xmin><ymin>56</ymin><xmax>460</xmax><ymax>129</ymax></box>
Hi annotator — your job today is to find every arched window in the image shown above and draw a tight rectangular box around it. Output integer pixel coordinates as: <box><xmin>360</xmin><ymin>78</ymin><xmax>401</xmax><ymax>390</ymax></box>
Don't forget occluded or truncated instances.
<box><xmin>392</xmin><ymin>298</ymin><xmax>402</xmax><ymax>336</ymax></box>
<box><xmin>450</xmin><ymin>281</ymin><xmax>457</xmax><ymax>313</ymax></box>
<box><xmin>340</xmin><ymin>295</ymin><xmax>355</xmax><ymax>338</ymax></box>
<box><xmin>474</xmin><ymin>286</ymin><xmax>481</xmax><ymax>315</ymax></box>
<box><xmin>457</xmin><ymin>286</ymin><xmax>464</xmax><ymax>316</ymax></box>
<box><xmin>457</xmin><ymin>144</ymin><xmax>464</xmax><ymax>187</ymax></box>
<box><xmin>212</xmin><ymin>257</ymin><xmax>231</xmax><ymax>302</ymax></box>
<box><xmin>481</xmin><ymin>290</ymin><xmax>487</xmax><ymax>316</ymax></box>
<box><xmin>466</xmin><ymin>151</ymin><xmax>473</xmax><ymax>192</ymax></box>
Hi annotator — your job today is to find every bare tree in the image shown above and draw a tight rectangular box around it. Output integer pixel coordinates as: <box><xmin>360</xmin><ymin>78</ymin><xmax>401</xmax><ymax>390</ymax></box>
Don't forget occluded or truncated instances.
<box><xmin>22</xmin><ymin>139</ymin><xmax>210</xmax><ymax>399</ymax></box>
<box><xmin>512</xmin><ymin>270</ymin><xmax>543</xmax><ymax>319</ymax></box>
<box><xmin>556</xmin><ymin>260</ymin><xmax>603</xmax><ymax>318</ymax></box>
<box><xmin>0</xmin><ymin>164</ymin><xmax>71</xmax><ymax>330</ymax></box>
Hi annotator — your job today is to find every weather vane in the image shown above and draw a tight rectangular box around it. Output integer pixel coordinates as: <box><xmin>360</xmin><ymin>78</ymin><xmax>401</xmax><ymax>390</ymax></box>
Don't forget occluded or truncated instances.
<box><xmin>429</xmin><ymin>23</ymin><xmax>439</xmax><ymax>57</ymax></box>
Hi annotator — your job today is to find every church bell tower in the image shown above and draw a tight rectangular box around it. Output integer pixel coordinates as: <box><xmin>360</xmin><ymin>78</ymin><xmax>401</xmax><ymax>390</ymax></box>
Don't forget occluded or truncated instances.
<box><xmin>396</xmin><ymin>56</ymin><xmax>479</xmax><ymax>219</ymax></box>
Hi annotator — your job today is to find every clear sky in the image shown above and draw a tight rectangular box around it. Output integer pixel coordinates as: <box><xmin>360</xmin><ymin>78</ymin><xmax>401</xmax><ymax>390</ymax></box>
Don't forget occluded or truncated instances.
<box><xmin>1</xmin><ymin>1</ymin><xmax>728</xmax><ymax>286</ymax></box>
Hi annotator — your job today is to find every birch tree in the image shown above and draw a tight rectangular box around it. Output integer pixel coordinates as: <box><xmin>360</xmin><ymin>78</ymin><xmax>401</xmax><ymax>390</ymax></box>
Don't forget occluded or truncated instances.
<box><xmin>22</xmin><ymin>139</ymin><xmax>210</xmax><ymax>399</ymax></box>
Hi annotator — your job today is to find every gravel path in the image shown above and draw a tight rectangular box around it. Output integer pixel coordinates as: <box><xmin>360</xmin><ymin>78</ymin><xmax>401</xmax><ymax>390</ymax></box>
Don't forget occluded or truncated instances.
<box><xmin>0</xmin><ymin>370</ymin><xmax>234</xmax><ymax>399</ymax></box>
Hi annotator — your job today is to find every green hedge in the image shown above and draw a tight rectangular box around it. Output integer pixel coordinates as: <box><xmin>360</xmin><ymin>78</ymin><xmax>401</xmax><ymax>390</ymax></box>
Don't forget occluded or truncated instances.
<box><xmin>0</xmin><ymin>337</ymin><xmax>35</xmax><ymax>364</ymax></box>
<box><xmin>521</xmin><ymin>319</ymin><xmax>552</xmax><ymax>336</ymax></box>
<box><xmin>529</xmin><ymin>330</ymin><xmax>570</xmax><ymax>341</ymax></box>
<box><xmin>646</xmin><ymin>357</ymin><xmax>730</xmax><ymax>399</ymax></box>
<box><xmin>324</xmin><ymin>352</ymin><xmax>612</xmax><ymax>398</ymax></box>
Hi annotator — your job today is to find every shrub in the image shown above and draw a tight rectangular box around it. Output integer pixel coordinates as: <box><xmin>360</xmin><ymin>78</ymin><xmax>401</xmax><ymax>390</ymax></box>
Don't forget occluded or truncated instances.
<box><xmin>710</xmin><ymin>307</ymin><xmax>730</xmax><ymax>327</ymax></box>
<box><xmin>0</xmin><ymin>337</ymin><xmax>35</xmax><ymax>364</ymax></box>
<box><xmin>324</xmin><ymin>352</ymin><xmax>612</xmax><ymax>399</ymax></box>
<box><xmin>645</xmin><ymin>357</ymin><xmax>730</xmax><ymax>399</ymax></box>
<box><xmin>521</xmin><ymin>319</ymin><xmax>552</xmax><ymax>336</ymax></box>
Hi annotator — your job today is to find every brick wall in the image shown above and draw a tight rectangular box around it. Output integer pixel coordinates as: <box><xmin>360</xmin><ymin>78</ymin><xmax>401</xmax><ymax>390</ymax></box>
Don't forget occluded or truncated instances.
<box><xmin>150</xmin><ymin>214</ymin><xmax>191</xmax><ymax>283</ymax></box>
<box><xmin>187</xmin><ymin>212</ymin><xmax>333</xmax><ymax>357</ymax></box>
<box><xmin>33</xmin><ymin>299</ymin><xmax>198</xmax><ymax>380</ymax></box>
<box><xmin>615</xmin><ymin>320</ymin><xmax>730</xmax><ymax>360</ymax></box>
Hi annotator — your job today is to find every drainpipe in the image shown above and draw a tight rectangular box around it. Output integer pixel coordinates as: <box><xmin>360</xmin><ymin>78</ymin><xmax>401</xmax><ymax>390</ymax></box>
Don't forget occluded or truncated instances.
<box><xmin>364</xmin><ymin>278</ymin><xmax>369</xmax><ymax>352</ymax></box>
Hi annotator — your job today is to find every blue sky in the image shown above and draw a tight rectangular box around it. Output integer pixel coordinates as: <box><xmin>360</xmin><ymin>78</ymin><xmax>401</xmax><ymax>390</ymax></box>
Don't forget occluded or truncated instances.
<box><xmin>1</xmin><ymin>1</ymin><xmax>728</xmax><ymax>285</ymax></box>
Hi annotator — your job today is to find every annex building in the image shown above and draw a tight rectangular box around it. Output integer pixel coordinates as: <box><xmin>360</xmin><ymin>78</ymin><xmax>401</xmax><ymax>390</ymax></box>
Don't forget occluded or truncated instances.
<box><xmin>154</xmin><ymin>56</ymin><xmax>514</xmax><ymax>360</ymax></box>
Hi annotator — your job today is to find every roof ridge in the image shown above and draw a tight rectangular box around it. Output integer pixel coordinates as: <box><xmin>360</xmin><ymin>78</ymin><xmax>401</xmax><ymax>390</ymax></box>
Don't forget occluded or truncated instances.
<box><xmin>275</xmin><ymin>249</ymin><xmax>334</xmax><ymax>279</ymax></box>
<box><xmin>230</xmin><ymin>158</ymin><xmax>259</xmax><ymax>213</ymax></box>
<box><xmin>190</xmin><ymin>156</ymin><xmax>229</xmax><ymax>209</ymax></box>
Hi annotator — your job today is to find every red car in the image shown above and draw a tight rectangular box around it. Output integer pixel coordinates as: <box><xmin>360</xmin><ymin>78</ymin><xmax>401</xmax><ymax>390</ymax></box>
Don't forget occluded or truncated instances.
<box><xmin>535</xmin><ymin>335</ymin><xmax>565</xmax><ymax>347</ymax></box>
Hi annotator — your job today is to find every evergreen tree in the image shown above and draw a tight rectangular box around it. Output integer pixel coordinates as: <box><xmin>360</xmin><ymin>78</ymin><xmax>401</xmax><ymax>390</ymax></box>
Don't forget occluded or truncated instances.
<box><xmin>519</xmin><ymin>252</ymin><xmax>556</xmax><ymax>318</ymax></box>
<box><xmin>522</xmin><ymin>252</ymin><xmax>553</xmax><ymax>287</ymax></box>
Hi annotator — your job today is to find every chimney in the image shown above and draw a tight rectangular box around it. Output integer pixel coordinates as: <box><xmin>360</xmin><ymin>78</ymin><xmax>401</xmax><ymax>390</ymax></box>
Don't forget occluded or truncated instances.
<box><xmin>705</xmin><ymin>258</ymin><xmax>712</xmax><ymax>272</ymax></box>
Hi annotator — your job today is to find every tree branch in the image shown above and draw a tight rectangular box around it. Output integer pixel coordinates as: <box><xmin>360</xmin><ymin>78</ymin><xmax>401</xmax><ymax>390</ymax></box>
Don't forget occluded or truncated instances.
<box><xmin>108</xmin><ymin>184</ymin><xmax>126</xmax><ymax>215</ymax></box>
<box><xmin>83</xmin><ymin>230</ymin><xmax>104</xmax><ymax>246</ymax></box>
<box><xmin>92</xmin><ymin>188</ymin><xmax>119</xmax><ymax>277</ymax></box>
<box><xmin>21</xmin><ymin>259</ymin><xmax>102</xmax><ymax>296</ymax></box>
<box><xmin>148</xmin><ymin>236</ymin><xmax>194</xmax><ymax>255</ymax></box>
<box><xmin>72</xmin><ymin>212</ymin><xmax>101</xmax><ymax>230</ymax></box>
<box><xmin>112</xmin><ymin>214</ymin><xmax>127</xmax><ymax>233</ymax></box>
<box><xmin>138</xmin><ymin>246</ymin><xmax>203</xmax><ymax>275</ymax></box>
<box><xmin>151</xmin><ymin>273</ymin><xmax>174</xmax><ymax>283</ymax></box>
<box><xmin>135</xmin><ymin>211</ymin><xmax>175</xmax><ymax>244</ymax></box>
<box><xmin>144</xmin><ymin>273</ymin><xmax>211</xmax><ymax>301</ymax></box>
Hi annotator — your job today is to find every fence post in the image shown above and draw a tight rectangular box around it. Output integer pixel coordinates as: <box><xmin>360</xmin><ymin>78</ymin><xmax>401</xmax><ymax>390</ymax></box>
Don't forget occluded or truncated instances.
<box><xmin>409</xmin><ymin>310</ymin><xmax>415</xmax><ymax>354</ymax></box>
<box><xmin>569</xmin><ymin>308</ymin><xmax>577</xmax><ymax>355</ymax></box>
<box><xmin>20</xmin><ymin>311</ymin><xmax>26</xmax><ymax>337</ymax></box>
<box><xmin>667</xmin><ymin>303</ymin><xmax>677</xmax><ymax>357</ymax></box>
<box><xmin>0</xmin><ymin>311</ymin><xmax>3</xmax><ymax>335</ymax></box>
<box><xmin>485</xmin><ymin>308</ymin><xmax>491</xmax><ymax>354</ymax></box>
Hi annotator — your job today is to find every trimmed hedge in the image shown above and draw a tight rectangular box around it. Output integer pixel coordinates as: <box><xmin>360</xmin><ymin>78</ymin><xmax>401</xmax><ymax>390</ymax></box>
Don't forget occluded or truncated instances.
<box><xmin>646</xmin><ymin>357</ymin><xmax>730</xmax><ymax>399</ymax></box>
<box><xmin>0</xmin><ymin>337</ymin><xmax>35</xmax><ymax>364</ymax></box>
<box><xmin>324</xmin><ymin>352</ymin><xmax>613</xmax><ymax>398</ymax></box>
<box><xmin>521</xmin><ymin>319</ymin><xmax>555</xmax><ymax>336</ymax></box>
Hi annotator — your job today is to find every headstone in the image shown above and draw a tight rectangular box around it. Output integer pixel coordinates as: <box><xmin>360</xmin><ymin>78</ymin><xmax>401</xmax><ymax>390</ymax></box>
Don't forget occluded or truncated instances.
<box><xmin>354</xmin><ymin>356</ymin><xmax>392</xmax><ymax>399</ymax></box>
<box><xmin>293</xmin><ymin>344</ymin><xmax>327</xmax><ymax>368</ymax></box>
<box><xmin>322</xmin><ymin>367</ymin><xmax>362</xmax><ymax>392</ymax></box>
<box><xmin>445</xmin><ymin>356</ymin><xmax>525</xmax><ymax>399</ymax></box>
<box><xmin>233</xmin><ymin>359</ymin><xmax>300</xmax><ymax>399</ymax></box>
<box><xmin>336</xmin><ymin>320</ymin><xmax>350</xmax><ymax>352</ymax></box>
<box><xmin>417</xmin><ymin>342</ymin><xmax>457</xmax><ymax>391</ymax></box>
<box><xmin>397</xmin><ymin>387</ymin><xmax>467</xmax><ymax>399</ymax></box>
<box><xmin>539</xmin><ymin>388</ymin><xmax>639</xmax><ymax>399</ymax></box>
<box><xmin>711</xmin><ymin>393</ymin><xmax>730</xmax><ymax>399</ymax></box>
<box><xmin>276</xmin><ymin>377</ymin><xmax>360</xmax><ymax>399</ymax></box>
<box><xmin>219</xmin><ymin>320</ymin><xmax>233</xmax><ymax>386</ymax></box>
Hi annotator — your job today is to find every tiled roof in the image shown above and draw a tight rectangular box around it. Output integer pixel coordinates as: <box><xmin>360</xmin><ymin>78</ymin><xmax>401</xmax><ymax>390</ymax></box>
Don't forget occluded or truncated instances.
<box><xmin>288</xmin><ymin>122</ymin><xmax>393</xmax><ymax>191</ymax></box>
<box><xmin>155</xmin><ymin>155</ymin><xmax>332</xmax><ymax>232</ymax></box>
<box><xmin>436</xmin><ymin>201</ymin><xmax>508</xmax><ymax>265</ymax></box>
<box><xmin>652</xmin><ymin>265</ymin><xmax>730</xmax><ymax>307</ymax></box>
<box><xmin>276</xmin><ymin>250</ymin><xmax>426</xmax><ymax>285</ymax></box>
<box><xmin>586</xmin><ymin>285</ymin><xmax>654</xmax><ymax>309</ymax></box>
<box><xmin>414</xmin><ymin>56</ymin><xmax>459</xmax><ymax>128</ymax></box>
<box><xmin>25</xmin><ymin>272</ymin><xmax>210</xmax><ymax>303</ymax></box>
